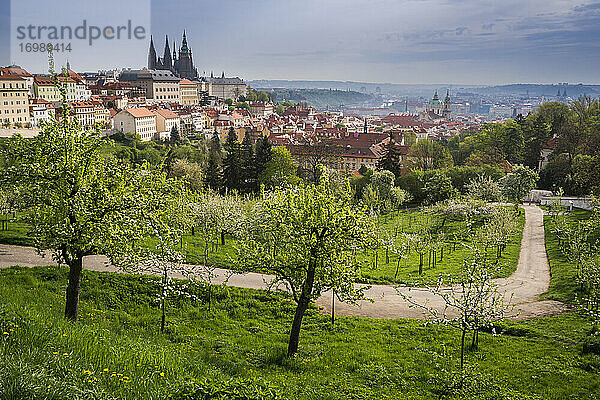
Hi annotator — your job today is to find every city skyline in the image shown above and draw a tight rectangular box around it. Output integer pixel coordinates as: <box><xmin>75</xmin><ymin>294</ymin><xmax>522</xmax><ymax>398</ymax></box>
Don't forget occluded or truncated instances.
<box><xmin>2</xmin><ymin>0</ymin><xmax>600</xmax><ymax>85</ymax></box>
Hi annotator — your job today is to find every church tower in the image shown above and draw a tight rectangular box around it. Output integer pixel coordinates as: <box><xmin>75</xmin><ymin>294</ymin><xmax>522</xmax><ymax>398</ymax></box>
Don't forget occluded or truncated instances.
<box><xmin>148</xmin><ymin>35</ymin><xmax>157</xmax><ymax>69</ymax></box>
<box><xmin>173</xmin><ymin>41</ymin><xmax>179</xmax><ymax>72</ymax></box>
<box><xmin>162</xmin><ymin>35</ymin><xmax>173</xmax><ymax>71</ymax></box>
<box><xmin>177</xmin><ymin>30</ymin><xmax>198</xmax><ymax>79</ymax></box>
<box><xmin>442</xmin><ymin>89</ymin><xmax>451</xmax><ymax>118</ymax></box>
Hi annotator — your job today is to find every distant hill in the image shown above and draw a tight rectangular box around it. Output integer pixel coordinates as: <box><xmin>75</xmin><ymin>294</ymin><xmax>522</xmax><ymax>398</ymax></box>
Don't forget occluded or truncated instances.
<box><xmin>249</xmin><ymin>80</ymin><xmax>600</xmax><ymax>99</ymax></box>
<box><xmin>248</xmin><ymin>80</ymin><xmax>475</xmax><ymax>97</ymax></box>
<box><xmin>465</xmin><ymin>84</ymin><xmax>600</xmax><ymax>98</ymax></box>
<box><xmin>257</xmin><ymin>88</ymin><xmax>375</xmax><ymax>110</ymax></box>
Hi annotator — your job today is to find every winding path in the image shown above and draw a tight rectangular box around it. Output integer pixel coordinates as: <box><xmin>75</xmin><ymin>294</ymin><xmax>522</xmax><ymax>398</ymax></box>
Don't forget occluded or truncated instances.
<box><xmin>0</xmin><ymin>205</ymin><xmax>569</xmax><ymax>320</ymax></box>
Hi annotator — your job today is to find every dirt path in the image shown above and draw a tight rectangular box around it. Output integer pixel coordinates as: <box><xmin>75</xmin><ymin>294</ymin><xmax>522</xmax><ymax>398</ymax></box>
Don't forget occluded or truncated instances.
<box><xmin>0</xmin><ymin>205</ymin><xmax>569</xmax><ymax>320</ymax></box>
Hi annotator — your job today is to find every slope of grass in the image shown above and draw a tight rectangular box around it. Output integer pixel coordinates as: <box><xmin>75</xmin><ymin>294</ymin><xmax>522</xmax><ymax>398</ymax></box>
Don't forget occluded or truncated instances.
<box><xmin>542</xmin><ymin>209</ymin><xmax>599</xmax><ymax>303</ymax></box>
<box><xmin>0</xmin><ymin>216</ymin><xmax>32</xmax><ymax>247</ymax></box>
<box><xmin>1</xmin><ymin>266</ymin><xmax>599</xmax><ymax>400</ymax></box>
<box><xmin>1</xmin><ymin>207</ymin><xmax>524</xmax><ymax>287</ymax></box>
<box><xmin>359</xmin><ymin>208</ymin><xmax>525</xmax><ymax>285</ymax></box>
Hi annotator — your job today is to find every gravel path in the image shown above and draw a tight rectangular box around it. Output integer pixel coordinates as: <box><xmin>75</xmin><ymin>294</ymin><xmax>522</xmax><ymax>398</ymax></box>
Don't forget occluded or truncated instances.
<box><xmin>0</xmin><ymin>205</ymin><xmax>569</xmax><ymax>320</ymax></box>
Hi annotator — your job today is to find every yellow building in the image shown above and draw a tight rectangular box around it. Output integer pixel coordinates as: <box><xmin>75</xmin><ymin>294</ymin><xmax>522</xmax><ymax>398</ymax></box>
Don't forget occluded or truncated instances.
<box><xmin>34</xmin><ymin>76</ymin><xmax>78</xmax><ymax>102</ymax></box>
<box><xmin>179</xmin><ymin>78</ymin><xmax>198</xmax><ymax>105</ymax></box>
<box><xmin>0</xmin><ymin>75</ymin><xmax>30</xmax><ymax>126</ymax></box>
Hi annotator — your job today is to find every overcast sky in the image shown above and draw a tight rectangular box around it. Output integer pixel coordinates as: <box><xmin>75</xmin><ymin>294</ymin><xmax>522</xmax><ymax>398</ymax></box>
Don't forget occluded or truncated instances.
<box><xmin>3</xmin><ymin>0</ymin><xmax>600</xmax><ymax>85</ymax></box>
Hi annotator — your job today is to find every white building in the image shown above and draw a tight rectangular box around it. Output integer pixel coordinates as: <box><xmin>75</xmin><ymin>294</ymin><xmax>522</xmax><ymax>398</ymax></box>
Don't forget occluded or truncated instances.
<box><xmin>114</xmin><ymin>107</ymin><xmax>157</xmax><ymax>141</ymax></box>
<box><xmin>29</xmin><ymin>99</ymin><xmax>55</xmax><ymax>127</ymax></box>
<box><xmin>152</xmin><ymin>108</ymin><xmax>180</xmax><ymax>140</ymax></box>
<box><xmin>119</xmin><ymin>69</ymin><xmax>180</xmax><ymax>103</ymax></box>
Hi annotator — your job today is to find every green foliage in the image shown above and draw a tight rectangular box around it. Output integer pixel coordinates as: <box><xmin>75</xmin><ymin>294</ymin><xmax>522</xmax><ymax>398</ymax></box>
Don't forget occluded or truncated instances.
<box><xmin>406</xmin><ymin>139</ymin><xmax>453</xmax><ymax>170</ymax></box>
<box><xmin>171</xmin><ymin>159</ymin><xmax>204</xmax><ymax>192</ymax></box>
<box><xmin>423</xmin><ymin>170</ymin><xmax>458</xmax><ymax>205</ymax></box>
<box><xmin>362</xmin><ymin>170</ymin><xmax>409</xmax><ymax>214</ymax></box>
<box><xmin>500</xmin><ymin>165</ymin><xmax>539</xmax><ymax>203</ymax></box>
<box><xmin>239</xmin><ymin>169</ymin><xmax>374</xmax><ymax>354</ymax></box>
<box><xmin>236</xmin><ymin>102</ymin><xmax>251</xmax><ymax>112</ymax></box>
<box><xmin>259</xmin><ymin>147</ymin><xmax>299</xmax><ymax>188</ymax></box>
<box><xmin>171</xmin><ymin>125</ymin><xmax>181</xmax><ymax>144</ymax></box>
<box><xmin>222</xmin><ymin>128</ymin><xmax>242</xmax><ymax>191</ymax></box>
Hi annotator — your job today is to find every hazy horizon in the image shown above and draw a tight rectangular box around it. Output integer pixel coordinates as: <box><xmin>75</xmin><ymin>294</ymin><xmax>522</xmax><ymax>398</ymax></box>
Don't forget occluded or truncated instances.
<box><xmin>2</xmin><ymin>0</ymin><xmax>600</xmax><ymax>85</ymax></box>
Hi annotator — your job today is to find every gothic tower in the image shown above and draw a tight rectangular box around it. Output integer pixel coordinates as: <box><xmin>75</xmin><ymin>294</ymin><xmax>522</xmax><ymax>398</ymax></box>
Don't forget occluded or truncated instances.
<box><xmin>173</xmin><ymin>41</ymin><xmax>179</xmax><ymax>72</ymax></box>
<box><xmin>148</xmin><ymin>35</ymin><xmax>157</xmax><ymax>69</ymax></box>
<box><xmin>177</xmin><ymin>30</ymin><xmax>198</xmax><ymax>79</ymax></box>
<box><xmin>162</xmin><ymin>35</ymin><xmax>173</xmax><ymax>71</ymax></box>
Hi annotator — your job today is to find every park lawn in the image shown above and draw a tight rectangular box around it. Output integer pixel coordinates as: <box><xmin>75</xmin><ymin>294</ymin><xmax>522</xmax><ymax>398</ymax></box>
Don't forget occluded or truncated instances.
<box><xmin>140</xmin><ymin>232</ymin><xmax>239</xmax><ymax>269</ymax></box>
<box><xmin>1</xmin><ymin>265</ymin><xmax>599</xmax><ymax>400</ymax></box>
<box><xmin>359</xmin><ymin>208</ymin><xmax>526</xmax><ymax>285</ymax></box>
<box><xmin>542</xmin><ymin>209</ymin><xmax>599</xmax><ymax>303</ymax></box>
<box><xmin>0</xmin><ymin>215</ymin><xmax>32</xmax><ymax>247</ymax></box>
<box><xmin>0</xmin><ymin>208</ymin><xmax>525</xmax><ymax>286</ymax></box>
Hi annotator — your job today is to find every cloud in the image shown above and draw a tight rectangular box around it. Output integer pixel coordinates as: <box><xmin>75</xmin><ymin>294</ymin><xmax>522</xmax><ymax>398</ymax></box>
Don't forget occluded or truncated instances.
<box><xmin>145</xmin><ymin>0</ymin><xmax>600</xmax><ymax>83</ymax></box>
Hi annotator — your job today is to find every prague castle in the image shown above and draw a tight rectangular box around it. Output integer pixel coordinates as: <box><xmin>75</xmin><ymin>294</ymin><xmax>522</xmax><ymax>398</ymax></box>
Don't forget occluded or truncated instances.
<box><xmin>148</xmin><ymin>31</ymin><xmax>198</xmax><ymax>79</ymax></box>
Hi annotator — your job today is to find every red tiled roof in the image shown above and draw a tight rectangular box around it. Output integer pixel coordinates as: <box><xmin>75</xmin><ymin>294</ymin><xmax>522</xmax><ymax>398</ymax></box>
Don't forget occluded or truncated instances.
<box><xmin>0</xmin><ymin>66</ymin><xmax>33</xmax><ymax>77</ymax></box>
<box><xmin>153</xmin><ymin>108</ymin><xmax>179</xmax><ymax>120</ymax></box>
<box><xmin>0</xmin><ymin>74</ymin><xmax>25</xmax><ymax>81</ymax></box>
<box><xmin>125</xmin><ymin>107</ymin><xmax>155</xmax><ymax>118</ymax></box>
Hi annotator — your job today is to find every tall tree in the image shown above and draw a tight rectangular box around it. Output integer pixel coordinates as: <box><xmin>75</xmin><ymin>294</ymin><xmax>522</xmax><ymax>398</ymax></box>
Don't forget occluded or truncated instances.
<box><xmin>407</xmin><ymin>139</ymin><xmax>454</xmax><ymax>170</ymax></box>
<box><xmin>259</xmin><ymin>146</ymin><xmax>299</xmax><ymax>188</ymax></box>
<box><xmin>377</xmin><ymin>132</ymin><xmax>401</xmax><ymax>177</ymax></box>
<box><xmin>254</xmin><ymin>135</ymin><xmax>272</xmax><ymax>181</ymax></box>
<box><xmin>170</xmin><ymin>125</ymin><xmax>180</xmax><ymax>144</ymax></box>
<box><xmin>222</xmin><ymin>127</ymin><xmax>242</xmax><ymax>191</ymax></box>
<box><xmin>0</xmin><ymin>95</ymin><xmax>174</xmax><ymax>321</ymax></box>
<box><xmin>240</xmin><ymin>133</ymin><xmax>256</xmax><ymax>193</ymax></box>
<box><xmin>204</xmin><ymin>132</ymin><xmax>223</xmax><ymax>190</ymax></box>
<box><xmin>239</xmin><ymin>168</ymin><xmax>374</xmax><ymax>356</ymax></box>
<box><xmin>500</xmin><ymin>164</ymin><xmax>539</xmax><ymax>205</ymax></box>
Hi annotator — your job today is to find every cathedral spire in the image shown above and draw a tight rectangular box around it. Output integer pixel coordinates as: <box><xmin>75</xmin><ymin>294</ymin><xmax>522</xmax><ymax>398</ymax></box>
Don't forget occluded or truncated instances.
<box><xmin>181</xmin><ymin>30</ymin><xmax>190</xmax><ymax>54</ymax></box>
<box><xmin>148</xmin><ymin>35</ymin><xmax>157</xmax><ymax>69</ymax></box>
<box><xmin>162</xmin><ymin>35</ymin><xmax>172</xmax><ymax>70</ymax></box>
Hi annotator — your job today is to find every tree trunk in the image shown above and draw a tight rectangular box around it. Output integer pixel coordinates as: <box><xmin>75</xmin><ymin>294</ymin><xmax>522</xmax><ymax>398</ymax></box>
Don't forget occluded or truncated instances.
<box><xmin>161</xmin><ymin>266</ymin><xmax>167</xmax><ymax>332</ymax></box>
<box><xmin>331</xmin><ymin>289</ymin><xmax>335</xmax><ymax>326</ymax></box>
<box><xmin>288</xmin><ymin>252</ymin><xmax>317</xmax><ymax>357</ymax></box>
<box><xmin>207</xmin><ymin>284</ymin><xmax>212</xmax><ymax>311</ymax></box>
<box><xmin>419</xmin><ymin>253</ymin><xmax>423</xmax><ymax>275</ymax></box>
<box><xmin>460</xmin><ymin>328</ymin><xmax>466</xmax><ymax>372</ymax></box>
<box><xmin>64</xmin><ymin>255</ymin><xmax>84</xmax><ymax>321</ymax></box>
<box><xmin>221</xmin><ymin>231</ymin><xmax>226</xmax><ymax>245</ymax></box>
<box><xmin>395</xmin><ymin>257</ymin><xmax>401</xmax><ymax>279</ymax></box>
<box><xmin>161</xmin><ymin>296</ymin><xmax>166</xmax><ymax>332</ymax></box>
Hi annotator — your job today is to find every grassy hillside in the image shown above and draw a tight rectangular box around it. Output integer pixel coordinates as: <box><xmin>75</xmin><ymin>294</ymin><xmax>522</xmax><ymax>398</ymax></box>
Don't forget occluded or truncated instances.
<box><xmin>1</xmin><ymin>266</ymin><xmax>599</xmax><ymax>399</ymax></box>
<box><xmin>542</xmin><ymin>209</ymin><xmax>599</xmax><ymax>303</ymax></box>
